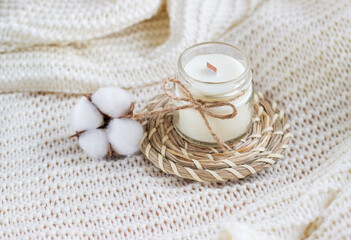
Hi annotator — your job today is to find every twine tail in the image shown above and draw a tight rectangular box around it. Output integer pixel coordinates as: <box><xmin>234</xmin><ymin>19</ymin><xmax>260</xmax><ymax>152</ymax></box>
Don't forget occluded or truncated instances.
<box><xmin>199</xmin><ymin>111</ymin><xmax>231</xmax><ymax>151</ymax></box>
<box><xmin>132</xmin><ymin>77</ymin><xmax>243</xmax><ymax>152</ymax></box>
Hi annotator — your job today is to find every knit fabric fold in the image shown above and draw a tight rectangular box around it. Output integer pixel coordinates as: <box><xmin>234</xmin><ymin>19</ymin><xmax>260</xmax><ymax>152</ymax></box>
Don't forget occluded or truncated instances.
<box><xmin>1</xmin><ymin>0</ymin><xmax>351</xmax><ymax>239</ymax></box>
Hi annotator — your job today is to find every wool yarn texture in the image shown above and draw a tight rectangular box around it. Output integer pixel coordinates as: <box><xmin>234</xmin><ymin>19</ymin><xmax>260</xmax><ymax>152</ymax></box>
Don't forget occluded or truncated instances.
<box><xmin>1</xmin><ymin>0</ymin><xmax>351</xmax><ymax>239</ymax></box>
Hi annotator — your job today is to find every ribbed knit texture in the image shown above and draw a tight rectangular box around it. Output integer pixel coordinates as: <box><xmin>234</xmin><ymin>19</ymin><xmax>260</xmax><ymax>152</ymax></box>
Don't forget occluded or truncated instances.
<box><xmin>1</xmin><ymin>0</ymin><xmax>351</xmax><ymax>239</ymax></box>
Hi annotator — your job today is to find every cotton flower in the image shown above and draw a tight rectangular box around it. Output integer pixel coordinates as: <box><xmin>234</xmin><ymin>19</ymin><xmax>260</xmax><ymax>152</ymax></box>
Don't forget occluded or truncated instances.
<box><xmin>91</xmin><ymin>87</ymin><xmax>132</xmax><ymax>118</ymax></box>
<box><xmin>71</xmin><ymin>87</ymin><xmax>142</xmax><ymax>157</ymax></box>
<box><xmin>78</xmin><ymin>129</ymin><xmax>109</xmax><ymax>158</ymax></box>
<box><xmin>70</xmin><ymin>97</ymin><xmax>104</xmax><ymax>132</ymax></box>
<box><xmin>107</xmin><ymin>118</ymin><xmax>143</xmax><ymax>155</ymax></box>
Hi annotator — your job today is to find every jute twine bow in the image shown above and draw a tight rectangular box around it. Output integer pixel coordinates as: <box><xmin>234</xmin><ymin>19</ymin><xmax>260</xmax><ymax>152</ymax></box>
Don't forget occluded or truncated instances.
<box><xmin>133</xmin><ymin>77</ymin><xmax>247</xmax><ymax>151</ymax></box>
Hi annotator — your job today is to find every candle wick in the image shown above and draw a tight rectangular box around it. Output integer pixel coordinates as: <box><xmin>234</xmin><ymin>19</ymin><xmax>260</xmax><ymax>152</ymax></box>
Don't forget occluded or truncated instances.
<box><xmin>206</xmin><ymin>62</ymin><xmax>217</xmax><ymax>73</ymax></box>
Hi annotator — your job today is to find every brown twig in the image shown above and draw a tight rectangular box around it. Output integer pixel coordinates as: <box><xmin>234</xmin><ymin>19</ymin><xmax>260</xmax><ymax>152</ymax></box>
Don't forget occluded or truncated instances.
<box><xmin>84</xmin><ymin>95</ymin><xmax>91</xmax><ymax>101</ymax></box>
<box><xmin>69</xmin><ymin>130</ymin><xmax>85</xmax><ymax>138</ymax></box>
<box><xmin>119</xmin><ymin>102</ymin><xmax>135</xmax><ymax>119</ymax></box>
<box><xmin>107</xmin><ymin>143</ymin><xmax>120</xmax><ymax>157</ymax></box>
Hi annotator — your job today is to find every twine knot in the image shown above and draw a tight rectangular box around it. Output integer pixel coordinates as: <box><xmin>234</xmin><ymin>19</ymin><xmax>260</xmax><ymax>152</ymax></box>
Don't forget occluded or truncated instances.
<box><xmin>133</xmin><ymin>77</ymin><xmax>247</xmax><ymax>151</ymax></box>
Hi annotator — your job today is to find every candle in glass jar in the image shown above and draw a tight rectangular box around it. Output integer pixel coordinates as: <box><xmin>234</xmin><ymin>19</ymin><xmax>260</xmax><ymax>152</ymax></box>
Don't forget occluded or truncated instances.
<box><xmin>174</xmin><ymin>43</ymin><xmax>253</xmax><ymax>144</ymax></box>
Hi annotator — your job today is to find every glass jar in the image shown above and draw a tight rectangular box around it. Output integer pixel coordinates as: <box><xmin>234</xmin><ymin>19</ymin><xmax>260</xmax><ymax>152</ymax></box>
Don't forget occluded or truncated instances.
<box><xmin>173</xmin><ymin>42</ymin><xmax>253</xmax><ymax>146</ymax></box>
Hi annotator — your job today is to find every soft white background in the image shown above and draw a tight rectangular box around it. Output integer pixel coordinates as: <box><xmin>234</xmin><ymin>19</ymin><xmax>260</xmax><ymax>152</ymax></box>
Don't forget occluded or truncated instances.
<box><xmin>0</xmin><ymin>0</ymin><xmax>351</xmax><ymax>239</ymax></box>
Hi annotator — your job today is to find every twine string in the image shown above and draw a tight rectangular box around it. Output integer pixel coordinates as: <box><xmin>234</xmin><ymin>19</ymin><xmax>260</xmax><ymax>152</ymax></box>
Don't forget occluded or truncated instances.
<box><xmin>133</xmin><ymin>77</ymin><xmax>247</xmax><ymax>151</ymax></box>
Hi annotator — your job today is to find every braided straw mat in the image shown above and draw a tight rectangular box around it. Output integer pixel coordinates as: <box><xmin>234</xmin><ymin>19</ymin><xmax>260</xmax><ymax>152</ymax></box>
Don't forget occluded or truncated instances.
<box><xmin>140</xmin><ymin>92</ymin><xmax>291</xmax><ymax>182</ymax></box>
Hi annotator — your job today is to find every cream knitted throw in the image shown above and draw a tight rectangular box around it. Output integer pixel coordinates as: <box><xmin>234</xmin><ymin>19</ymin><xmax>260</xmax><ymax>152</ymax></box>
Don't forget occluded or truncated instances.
<box><xmin>1</xmin><ymin>0</ymin><xmax>351</xmax><ymax>239</ymax></box>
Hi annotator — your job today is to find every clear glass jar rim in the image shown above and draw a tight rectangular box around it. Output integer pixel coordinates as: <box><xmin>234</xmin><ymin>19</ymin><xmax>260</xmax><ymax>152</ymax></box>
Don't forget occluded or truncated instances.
<box><xmin>177</xmin><ymin>42</ymin><xmax>251</xmax><ymax>85</ymax></box>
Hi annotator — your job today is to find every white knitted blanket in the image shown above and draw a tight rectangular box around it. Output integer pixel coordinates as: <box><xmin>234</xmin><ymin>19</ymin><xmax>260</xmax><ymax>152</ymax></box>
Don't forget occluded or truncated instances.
<box><xmin>1</xmin><ymin>0</ymin><xmax>351</xmax><ymax>239</ymax></box>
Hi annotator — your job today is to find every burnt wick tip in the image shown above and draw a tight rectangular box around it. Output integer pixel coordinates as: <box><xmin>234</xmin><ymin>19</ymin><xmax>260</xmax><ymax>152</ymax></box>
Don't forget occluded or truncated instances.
<box><xmin>206</xmin><ymin>62</ymin><xmax>217</xmax><ymax>73</ymax></box>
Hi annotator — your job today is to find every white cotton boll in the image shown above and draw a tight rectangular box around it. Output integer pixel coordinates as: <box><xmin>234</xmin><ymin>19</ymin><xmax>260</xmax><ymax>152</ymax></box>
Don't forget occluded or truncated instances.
<box><xmin>107</xmin><ymin>118</ymin><xmax>143</xmax><ymax>155</ymax></box>
<box><xmin>78</xmin><ymin>129</ymin><xmax>109</xmax><ymax>158</ymax></box>
<box><xmin>70</xmin><ymin>97</ymin><xmax>104</xmax><ymax>132</ymax></box>
<box><xmin>91</xmin><ymin>87</ymin><xmax>132</xmax><ymax>118</ymax></box>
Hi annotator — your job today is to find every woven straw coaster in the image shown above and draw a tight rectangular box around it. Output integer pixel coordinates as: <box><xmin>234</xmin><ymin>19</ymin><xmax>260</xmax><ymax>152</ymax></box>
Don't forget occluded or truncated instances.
<box><xmin>140</xmin><ymin>92</ymin><xmax>291</xmax><ymax>182</ymax></box>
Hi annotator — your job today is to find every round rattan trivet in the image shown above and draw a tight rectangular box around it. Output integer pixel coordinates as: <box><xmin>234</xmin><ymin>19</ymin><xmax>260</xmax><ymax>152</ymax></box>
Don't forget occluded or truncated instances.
<box><xmin>140</xmin><ymin>92</ymin><xmax>291</xmax><ymax>182</ymax></box>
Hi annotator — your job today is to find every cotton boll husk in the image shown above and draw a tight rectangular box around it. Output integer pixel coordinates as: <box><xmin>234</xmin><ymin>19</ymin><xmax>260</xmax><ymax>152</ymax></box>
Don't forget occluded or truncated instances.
<box><xmin>91</xmin><ymin>87</ymin><xmax>132</xmax><ymax>118</ymax></box>
<box><xmin>78</xmin><ymin>129</ymin><xmax>109</xmax><ymax>158</ymax></box>
<box><xmin>107</xmin><ymin>118</ymin><xmax>143</xmax><ymax>155</ymax></box>
<box><xmin>70</xmin><ymin>97</ymin><xmax>104</xmax><ymax>132</ymax></box>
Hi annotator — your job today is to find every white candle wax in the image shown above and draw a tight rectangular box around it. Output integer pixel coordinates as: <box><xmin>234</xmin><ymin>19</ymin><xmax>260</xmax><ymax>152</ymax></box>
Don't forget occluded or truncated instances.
<box><xmin>175</xmin><ymin>53</ymin><xmax>253</xmax><ymax>143</ymax></box>
<box><xmin>184</xmin><ymin>54</ymin><xmax>244</xmax><ymax>83</ymax></box>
